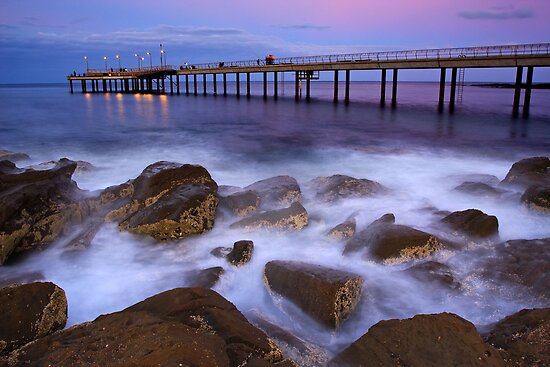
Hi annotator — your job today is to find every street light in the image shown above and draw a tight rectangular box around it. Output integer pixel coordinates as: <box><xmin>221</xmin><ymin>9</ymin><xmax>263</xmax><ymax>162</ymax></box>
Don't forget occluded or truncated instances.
<box><xmin>84</xmin><ymin>56</ymin><xmax>88</xmax><ymax>72</ymax></box>
<box><xmin>116</xmin><ymin>54</ymin><xmax>121</xmax><ymax>70</ymax></box>
<box><xmin>160</xmin><ymin>49</ymin><xmax>166</xmax><ymax>67</ymax></box>
<box><xmin>146</xmin><ymin>52</ymin><xmax>152</xmax><ymax>69</ymax></box>
<box><xmin>103</xmin><ymin>56</ymin><xmax>108</xmax><ymax>71</ymax></box>
<box><xmin>134</xmin><ymin>53</ymin><xmax>141</xmax><ymax>70</ymax></box>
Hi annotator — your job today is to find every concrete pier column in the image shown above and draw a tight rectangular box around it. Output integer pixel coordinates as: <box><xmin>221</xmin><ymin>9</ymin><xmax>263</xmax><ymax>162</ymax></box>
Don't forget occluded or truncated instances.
<box><xmin>109</xmin><ymin>79</ymin><xmax>113</xmax><ymax>93</ymax></box>
<box><xmin>156</xmin><ymin>78</ymin><xmax>160</xmax><ymax>93</ymax></box>
<box><xmin>69</xmin><ymin>80</ymin><xmax>74</xmax><ymax>94</ymax></box>
<box><xmin>170</xmin><ymin>75</ymin><xmax>174</xmax><ymax>95</ymax></box>
<box><xmin>140</xmin><ymin>79</ymin><xmax>145</xmax><ymax>93</ymax></box>
<box><xmin>185</xmin><ymin>75</ymin><xmax>189</xmax><ymax>95</ymax></box>
<box><xmin>306</xmin><ymin>75</ymin><xmax>311</xmax><ymax>101</ymax></box>
<box><xmin>124</xmin><ymin>79</ymin><xmax>129</xmax><ymax>93</ymax></box>
<box><xmin>176</xmin><ymin>75</ymin><xmax>180</xmax><ymax>95</ymax></box>
<box><xmin>274</xmin><ymin>72</ymin><xmax>278</xmax><ymax>99</ymax></box>
<box><xmin>523</xmin><ymin>66</ymin><xmax>534</xmax><ymax>118</ymax></box>
<box><xmin>193</xmin><ymin>75</ymin><xmax>198</xmax><ymax>96</ymax></box>
<box><xmin>246</xmin><ymin>73</ymin><xmax>251</xmax><ymax>98</ymax></box>
<box><xmin>295</xmin><ymin>72</ymin><xmax>300</xmax><ymax>101</ymax></box>
<box><xmin>213</xmin><ymin>74</ymin><xmax>217</xmax><ymax>96</ymax></box>
<box><xmin>438</xmin><ymin>68</ymin><xmax>446</xmax><ymax>112</ymax></box>
<box><xmin>203</xmin><ymin>74</ymin><xmax>207</xmax><ymax>96</ymax></box>
<box><xmin>161</xmin><ymin>78</ymin><xmax>165</xmax><ymax>94</ymax></box>
<box><xmin>96</xmin><ymin>80</ymin><xmax>100</xmax><ymax>92</ymax></box>
<box><xmin>391</xmin><ymin>69</ymin><xmax>398</xmax><ymax>108</ymax></box>
<box><xmin>333</xmin><ymin>70</ymin><xmax>339</xmax><ymax>103</ymax></box>
<box><xmin>236</xmin><ymin>73</ymin><xmax>240</xmax><ymax>97</ymax></box>
<box><xmin>102</xmin><ymin>79</ymin><xmax>107</xmax><ymax>93</ymax></box>
<box><xmin>512</xmin><ymin>66</ymin><xmax>524</xmax><ymax>118</ymax></box>
<box><xmin>223</xmin><ymin>73</ymin><xmax>227</xmax><ymax>96</ymax></box>
<box><xmin>380</xmin><ymin>69</ymin><xmax>387</xmax><ymax>106</ymax></box>
<box><xmin>345</xmin><ymin>70</ymin><xmax>350</xmax><ymax>103</ymax></box>
<box><xmin>91</xmin><ymin>80</ymin><xmax>95</xmax><ymax>93</ymax></box>
<box><xmin>114</xmin><ymin>79</ymin><xmax>118</xmax><ymax>93</ymax></box>
<box><xmin>81</xmin><ymin>80</ymin><xmax>86</xmax><ymax>93</ymax></box>
<box><xmin>449</xmin><ymin>67</ymin><xmax>457</xmax><ymax>113</ymax></box>
<box><xmin>263</xmin><ymin>72</ymin><xmax>267</xmax><ymax>99</ymax></box>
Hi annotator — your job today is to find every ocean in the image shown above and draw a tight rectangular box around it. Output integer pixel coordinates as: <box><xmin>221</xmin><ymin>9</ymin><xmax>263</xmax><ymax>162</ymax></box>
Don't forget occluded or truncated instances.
<box><xmin>1</xmin><ymin>81</ymin><xmax>549</xmax><ymax>353</ymax></box>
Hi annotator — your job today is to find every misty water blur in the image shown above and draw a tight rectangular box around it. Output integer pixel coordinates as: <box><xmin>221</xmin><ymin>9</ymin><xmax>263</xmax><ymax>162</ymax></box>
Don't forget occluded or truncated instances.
<box><xmin>0</xmin><ymin>82</ymin><xmax>549</xmax><ymax>353</ymax></box>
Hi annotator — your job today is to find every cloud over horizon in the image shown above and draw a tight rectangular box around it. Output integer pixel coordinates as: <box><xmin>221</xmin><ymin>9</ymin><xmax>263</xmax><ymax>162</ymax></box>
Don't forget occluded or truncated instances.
<box><xmin>458</xmin><ymin>6</ymin><xmax>534</xmax><ymax>20</ymax></box>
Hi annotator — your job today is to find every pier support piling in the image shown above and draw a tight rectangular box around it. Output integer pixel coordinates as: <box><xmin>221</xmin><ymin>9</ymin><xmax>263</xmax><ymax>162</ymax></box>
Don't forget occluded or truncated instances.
<box><xmin>449</xmin><ymin>67</ymin><xmax>457</xmax><ymax>113</ymax></box>
<box><xmin>236</xmin><ymin>73</ymin><xmax>240</xmax><ymax>98</ymax></box>
<box><xmin>81</xmin><ymin>80</ymin><xmax>86</xmax><ymax>93</ymax></box>
<box><xmin>69</xmin><ymin>80</ymin><xmax>73</xmax><ymax>94</ymax></box>
<box><xmin>102</xmin><ymin>79</ymin><xmax>107</xmax><ymax>93</ymax></box>
<box><xmin>203</xmin><ymin>74</ymin><xmax>207</xmax><ymax>96</ymax></box>
<box><xmin>246</xmin><ymin>73</ymin><xmax>251</xmax><ymax>98</ymax></box>
<box><xmin>523</xmin><ymin>66</ymin><xmax>533</xmax><ymax>118</ymax></box>
<box><xmin>109</xmin><ymin>80</ymin><xmax>113</xmax><ymax>93</ymax></box>
<box><xmin>391</xmin><ymin>69</ymin><xmax>398</xmax><ymax>108</ymax></box>
<box><xmin>306</xmin><ymin>76</ymin><xmax>311</xmax><ymax>101</ymax></box>
<box><xmin>380</xmin><ymin>69</ymin><xmax>386</xmax><ymax>106</ymax></box>
<box><xmin>114</xmin><ymin>79</ymin><xmax>118</xmax><ymax>93</ymax></box>
<box><xmin>345</xmin><ymin>70</ymin><xmax>350</xmax><ymax>104</ymax></box>
<box><xmin>274</xmin><ymin>72</ymin><xmax>278</xmax><ymax>99</ymax></box>
<box><xmin>512</xmin><ymin>66</ymin><xmax>524</xmax><ymax>118</ymax></box>
<box><xmin>438</xmin><ymin>68</ymin><xmax>446</xmax><ymax>112</ymax></box>
<box><xmin>170</xmin><ymin>75</ymin><xmax>174</xmax><ymax>95</ymax></box>
<box><xmin>213</xmin><ymin>74</ymin><xmax>217</xmax><ymax>96</ymax></box>
<box><xmin>333</xmin><ymin>70</ymin><xmax>339</xmax><ymax>103</ymax></box>
<box><xmin>263</xmin><ymin>72</ymin><xmax>268</xmax><ymax>99</ymax></box>
<box><xmin>185</xmin><ymin>75</ymin><xmax>189</xmax><ymax>95</ymax></box>
<box><xmin>194</xmin><ymin>75</ymin><xmax>198</xmax><ymax>96</ymax></box>
<box><xmin>295</xmin><ymin>72</ymin><xmax>300</xmax><ymax>101</ymax></box>
<box><xmin>223</xmin><ymin>73</ymin><xmax>227</xmax><ymax>96</ymax></box>
<box><xmin>176</xmin><ymin>75</ymin><xmax>180</xmax><ymax>95</ymax></box>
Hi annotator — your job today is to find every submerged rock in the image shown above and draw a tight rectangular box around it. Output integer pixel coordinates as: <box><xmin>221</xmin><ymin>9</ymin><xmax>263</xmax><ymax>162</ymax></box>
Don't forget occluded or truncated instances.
<box><xmin>230</xmin><ymin>202</ymin><xmax>308</xmax><ymax>231</ymax></box>
<box><xmin>264</xmin><ymin>260</ymin><xmax>363</xmax><ymax>329</ymax></box>
<box><xmin>27</xmin><ymin>160</ymin><xmax>95</xmax><ymax>174</ymax></box>
<box><xmin>1</xmin><ymin>288</ymin><xmax>287</xmax><ymax>366</ymax></box>
<box><xmin>403</xmin><ymin>261</ymin><xmax>461</xmax><ymax>291</ymax></box>
<box><xmin>327</xmin><ymin>217</ymin><xmax>356</xmax><ymax>240</ymax></box>
<box><xmin>185</xmin><ymin>267</ymin><xmax>225</xmax><ymax>288</ymax></box>
<box><xmin>441</xmin><ymin>209</ymin><xmax>499</xmax><ymax>239</ymax></box>
<box><xmin>329</xmin><ymin>313</ymin><xmax>505</xmax><ymax>367</ymax></box>
<box><xmin>344</xmin><ymin>214</ymin><xmax>445</xmax><ymax>264</ymax></box>
<box><xmin>0</xmin><ymin>282</ymin><xmax>67</xmax><ymax>355</ymax></box>
<box><xmin>484</xmin><ymin>308</ymin><xmax>550</xmax><ymax>367</ymax></box>
<box><xmin>220</xmin><ymin>189</ymin><xmax>261</xmax><ymax>217</ymax></box>
<box><xmin>0</xmin><ymin>149</ymin><xmax>30</xmax><ymax>162</ymax></box>
<box><xmin>309</xmin><ymin>174</ymin><xmax>385</xmax><ymax>202</ymax></box>
<box><xmin>502</xmin><ymin>156</ymin><xmax>550</xmax><ymax>188</ymax></box>
<box><xmin>227</xmin><ymin>240</ymin><xmax>254</xmax><ymax>266</ymax></box>
<box><xmin>244</xmin><ymin>176</ymin><xmax>302</xmax><ymax>209</ymax></box>
<box><xmin>521</xmin><ymin>185</ymin><xmax>550</xmax><ymax>213</ymax></box>
<box><xmin>454</xmin><ymin>181</ymin><xmax>505</xmax><ymax>199</ymax></box>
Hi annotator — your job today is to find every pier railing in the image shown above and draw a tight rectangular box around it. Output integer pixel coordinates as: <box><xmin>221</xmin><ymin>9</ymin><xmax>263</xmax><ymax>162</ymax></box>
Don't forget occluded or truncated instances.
<box><xmin>188</xmin><ymin>43</ymin><xmax>550</xmax><ymax>70</ymax></box>
<box><xmin>84</xmin><ymin>65</ymin><xmax>175</xmax><ymax>76</ymax></box>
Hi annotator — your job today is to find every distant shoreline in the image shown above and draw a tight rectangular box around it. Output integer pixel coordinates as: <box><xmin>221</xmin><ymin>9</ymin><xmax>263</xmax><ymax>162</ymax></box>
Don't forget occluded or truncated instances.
<box><xmin>469</xmin><ymin>83</ymin><xmax>550</xmax><ymax>89</ymax></box>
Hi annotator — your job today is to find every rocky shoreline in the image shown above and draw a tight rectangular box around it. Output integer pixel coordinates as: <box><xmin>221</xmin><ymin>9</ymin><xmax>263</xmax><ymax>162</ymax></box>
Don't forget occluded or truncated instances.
<box><xmin>1</xmin><ymin>149</ymin><xmax>549</xmax><ymax>366</ymax></box>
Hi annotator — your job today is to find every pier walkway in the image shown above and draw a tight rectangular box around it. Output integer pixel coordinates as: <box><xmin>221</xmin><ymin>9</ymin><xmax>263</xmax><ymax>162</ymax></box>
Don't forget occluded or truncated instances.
<box><xmin>68</xmin><ymin>43</ymin><xmax>550</xmax><ymax>117</ymax></box>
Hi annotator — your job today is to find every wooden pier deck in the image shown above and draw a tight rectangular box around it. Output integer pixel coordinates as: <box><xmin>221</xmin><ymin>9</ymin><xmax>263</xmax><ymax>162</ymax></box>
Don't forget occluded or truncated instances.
<box><xmin>68</xmin><ymin>43</ymin><xmax>550</xmax><ymax>117</ymax></box>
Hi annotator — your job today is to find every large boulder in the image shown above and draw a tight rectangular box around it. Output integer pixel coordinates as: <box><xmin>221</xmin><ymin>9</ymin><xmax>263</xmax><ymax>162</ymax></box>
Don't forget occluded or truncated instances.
<box><xmin>521</xmin><ymin>185</ymin><xmax>550</xmax><ymax>213</ymax></box>
<box><xmin>0</xmin><ymin>159</ymin><xmax>93</xmax><ymax>264</ymax></box>
<box><xmin>308</xmin><ymin>175</ymin><xmax>385</xmax><ymax>202</ymax></box>
<box><xmin>0</xmin><ymin>149</ymin><xmax>30</xmax><ymax>162</ymax></box>
<box><xmin>1</xmin><ymin>288</ymin><xmax>289</xmax><ymax>367</ymax></box>
<box><xmin>484</xmin><ymin>308</ymin><xmax>549</xmax><ymax>367</ymax></box>
<box><xmin>244</xmin><ymin>176</ymin><xmax>302</xmax><ymax>209</ymax></box>
<box><xmin>0</xmin><ymin>282</ymin><xmax>67</xmax><ymax>355</ymax></box>
<box><xmin>185</xmin><ymin>267</ymin><xmax>225</xmax><ymax>288</ymax></box>
<box><xmin>327</xmin><ymin>216</ymin><xmax>356</xmax><ymax>240</ymax></box>
<box><xmin>115</xmin><ymin>162</ymin><xmax>219</xmax><ymax>240</ymax></box>
<box><xmin>227</xmin><ymin>240</ymin><xmax>254</xmax><ymax>266</ymax></box>
<box><xmin>502</xmin><ymin>156</ymin><xmax>550</xmax><ymax>188</ymax></box>
<box><xmin>441</xmin><ymin>209</ymin><xmax>499</xmax><ymax>239</ymax></box>
<box><xmin>344</xmin><ymin>214</ymin><xmax>446</xmax><ymax>264</ymax></box>
<box><xmin>329</xmin><ymin>313</ymin><xmax>505</xmax><ymax>367</ymax></box>
<box><xmin>230</xmin><ymin>202</ymin><xmax>308</xmax><ymax>231</ymax></box>
<box><xmin>220</xmin><ymin>190</ymin><xmax>261</xmax><ymax>217</ymax></box>
<box><xmin>264</xmin><ymin>261</ymin><xmax>363</xmax><ymax>329</ymax></box>
<box><xmin>402</xmin><ymin>261</ymin><xmax>461</xmax><ymax>291</ymax></box>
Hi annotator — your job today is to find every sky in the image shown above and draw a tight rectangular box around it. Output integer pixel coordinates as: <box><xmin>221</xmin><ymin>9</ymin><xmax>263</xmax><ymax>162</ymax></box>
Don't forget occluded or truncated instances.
<box><xmin>0</xmin><ymin>0</ymin><xmax>549</xmax><ymax>83</ymax></box>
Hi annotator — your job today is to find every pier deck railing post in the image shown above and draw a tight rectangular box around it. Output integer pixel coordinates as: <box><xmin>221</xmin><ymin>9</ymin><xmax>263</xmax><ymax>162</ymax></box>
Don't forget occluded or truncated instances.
<box><xmin>523</xmin><ymin>66</ymin><xmax>534</xmax><ymax>118</ymax></box>
<box><xmin>512</xmin><ymin>66</ymin><xmax>524</xmax><ymax>118</ymax></box>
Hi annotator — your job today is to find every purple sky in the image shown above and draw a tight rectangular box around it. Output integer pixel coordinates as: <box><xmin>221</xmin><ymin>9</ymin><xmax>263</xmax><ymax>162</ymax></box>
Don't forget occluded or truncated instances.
<box><xmin>0</xmin><ymin>0</ymin><xmax>549</xmax><ymax>83</ymax></box>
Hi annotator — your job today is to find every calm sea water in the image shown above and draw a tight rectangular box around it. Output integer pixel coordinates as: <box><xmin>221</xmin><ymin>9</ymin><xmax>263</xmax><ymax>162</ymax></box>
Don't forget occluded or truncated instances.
<box><xmin>1</xmin><ymin>82</ymin><xmax>549</xmax><ymax>354</ymax></box>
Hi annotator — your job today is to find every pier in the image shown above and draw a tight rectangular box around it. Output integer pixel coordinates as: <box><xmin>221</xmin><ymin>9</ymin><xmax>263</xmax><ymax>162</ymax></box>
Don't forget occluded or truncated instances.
<box><xmin>68</xmin><ymin>43</ymin><xmax>550</xmax><ymax>117</ymax></box>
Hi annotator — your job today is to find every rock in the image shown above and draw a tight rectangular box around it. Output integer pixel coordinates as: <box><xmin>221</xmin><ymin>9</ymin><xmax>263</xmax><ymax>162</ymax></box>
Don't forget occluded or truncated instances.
<box><xmin>227</xmin><ymin>240</ymin><xmax>254</xmax><ymax>266</ymax></box>
<box><xmin>309</xmin><ymin>174</ymin><xmax>385</xmax><ymax>202</ymax></box>
<box><xmin>449</xmin><ymin>173</ymin><xmax>501</xmax><ymax>186</ymax></box>
<box><xmin>230</xmin><ymin>202</ymin><xmax>308</xmax><ymax>231</ymax></box>
<box><xmin>454</xmin><ymin>182</ymin><xmax>504</xmax><ymax>199</ymax></box>
<box><xmin>117</xmin><ymin>162</ymin><xmax>219</xmax><ymax>240</ymax></box>
<box><xmin>329</xmin><ymin>313</ymin><xmax>505</xmax><ymax>367</ymax></box>
<box><xmin>403</xmin><ymin>261</ymin><xmax>461</xmax><ymax>291</ymax></box>
<box><xmin>211</xmin><ymin>246</ymin><xmax>232</xmax><ymax>258</ymax></box>
<box><xmin>2</xmin><ymin>288</ymin><xmax>285</xmax><ymax>366</ymax></box>
<box><xmin>244</xmin><ymin>176</ymin><xmax>302</xmax><ymax>209</ymax></box>
<box><xmin>27</xmin><ymin>160</ymin><xmax>95</xmax><ymax>174</ymax></box>
<box><xmin>344</xmin><ymin>214</ymin><xmax>445</xmax><ymax>264</ymax></box>
<box><xmin>0</xmin><ymin>282</ymin><xmax>67</xmax><ymax>355</ymax></box>
<box><xmin>521</xmin><ymin>185</ymin><xmax>550</xmax><ymax>213</ymax></box>
<box><xmin>327</xmin><ymin>217</ymin><xmax>356</xmax><ymax>240</ymax></box>
<box><xmin>0</xmin><ymin>160</ymin><xmax>22</xmax><ymax>175</ymax></box>
<box><xmin>186</xmin><ymin>267</ymin><xmax>225</xmax><ymax>288</ymax></box>
<box><xmin>0</xmin><ymin>149</ymin><xmax>30</xmax><ymax>162</ymax></box>
<box><xmin>0</xmin><ymin>272</ymin><xmax>45</xmax><ymax>288</ymax></box>
<box><xmin>220</xmin><ymin>190</ymin><xmax>261</xmax><ymax>217</ymax></box>
<box><xmin>502</xmin><ymin>156</ymin><xmax>550</xmax><ymax>188</ymax></box>
<box><xmin>0</xmin><ymin>159</ymin><xmax>93</xmax><ymax>264</ymax></box>
<box><xmin>441</xmin><ymin>209</ymin><xmax>499</xmax><ymax>239</ymax></box>
<box><xmin>484</xmin><ymin>308</ymin><xmax>549</xmax><ymax>367</ymax></box>
<box><xmin>477</xmin><ymin>239</ymin><xmax>550</xmax><ymax>300</ymax></box>
<box><xmin>264</xmin><ymin>261</ymin><xmax>363</xmax><ymax>329</ymax></box>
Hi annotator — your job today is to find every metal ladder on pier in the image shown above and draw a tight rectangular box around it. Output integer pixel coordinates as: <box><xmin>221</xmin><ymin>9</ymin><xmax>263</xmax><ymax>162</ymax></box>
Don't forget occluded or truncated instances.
<box><xmin>457</xmin><ymin>68</ymin><xmax>465</xmax><ymax>103</ymax></box>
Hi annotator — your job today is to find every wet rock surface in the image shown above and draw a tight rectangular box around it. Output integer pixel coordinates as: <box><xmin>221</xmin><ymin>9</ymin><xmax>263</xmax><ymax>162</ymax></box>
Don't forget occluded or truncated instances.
<box><xmin>454</xmin><ymin>181</ymin><xmax>505</xmax><ymax>199</ymax></box>
<box><xmin>308</xmin><ymin>174</ymin><xmax>385</xmax><ymax>202</ymax></box>
<box><xmin>484</xmin><ymin>308</ymin><xmax>549</xmax><ymax>367</ymax></box>
<box><xmin>441</xmin><ymin>209</ymin><xmax>499</xmax><ymax>239</ymax></box>
<box><xmin>403</xmin><ymin>261</ymin><xmax>461</xmax><ymax>291</ymax></box>
<box><xmin>0</xmin><ymin>159</ymin><xmax>93</xmax><ymax>264</ymax></box>
<box><xmin>220</xmin><ymin>189</ymin><xmax>261</xmax><ymax>216</ymax></box>
<box><xmin>502</xmin><ymin>156</ymin><xmax>550</xmax><ymax>188</ymax></box>
<box><xmin>1</xmin><ymin>288</ymin><xmax>287</xmax><ymax>367</ymax></box>
<box><xmin>327</xmin><ymin>217</ymin><xmax>356</xmax><ymax>240</ymax></box>
<box><xmin>26</xmin><ymin>160</ymin><xmax>95</xmax><ymax>174</ymax></box>
<box><xmin>521</xmin><ymin>185</ymin><xmax>550</xmax><ymax>213</ymax></box>
<box><xmin>230</xmin><ymin>202</ymin><xmax>308</xmax><ymax>231</ymax></box>
<box><xmin>264</xmin><ymin>260</ymin><xmax>363</xmax><ymax>329</ymax></box>
<box><xmin>185</xmin><ymin>267</ymin><xmax>225</xmax><ymax>288</ymax></box>
<box><xmin>0</xmin><ymin>282</ymin><xmax>67</xmax><ymax>355</ymax></box>
<box><xmin>344</xmin><ymin>214</ymin><xmax>446</xmax><ymax>264</ymax></box>
<box><xmin>244</xmin><ymin>176</ymin><xmax>302</xmax><ymax>209</ymax></box>
<box><xmin>227</xmin><ymin>240</ymin><xmax>254</xmax><ymax>266</ymax></box>
<box><xmin>0</xmin><ymin>150</ymin><xmax>30</xmax><ymax>162</ymax></box>
<box><xmin>329</xmin><ymin>313</ymin><xmax>505</xmax><ymax>367</ymax></box>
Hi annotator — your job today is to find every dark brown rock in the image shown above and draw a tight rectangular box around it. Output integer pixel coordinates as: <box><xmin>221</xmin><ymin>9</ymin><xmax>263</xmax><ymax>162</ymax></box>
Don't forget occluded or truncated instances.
<box><xmin>484</xmin><ymin>308</ymin><xmax>549</xmax><ymax>367</ymax></box>
<box><xmin>0</xmin><ymin>161</ymin><xmax>22</xmax><ymax>175</ymax></box>
<box><xmin>344</xmin><ymin>214</ymin><xmax>445</xmax><ymax>264</ymax></box>
<box><xmin>230</xmin><ymin>202</ymin><xmax>308</xmax><ymax>231</ymax></box>
<box><xmin>244</xmin><ymin>176</ymin><xmax>302</xmax><ymax>209</ymax></box>
<box><xmin>0</xmin><ymin>282</ymin><xmax>67</xmax><ymax>355</ymax></box>
<box><xmin>441</xmin><ymin>209</ymin><xmax>499</xmax><ymax>239</ymax></box>
<box><xmin>403</xmin><ymin>261</ymin><xmax>461</xmax><ymax>291</ymax></box>
<box><xmin>502</xmin><ymin>156</ymin><xmax>550</xmax><ymax>188</ymax></box>
<box><xmin>0</xmin><ymin>272</ymin><xmax>44</xmax><ymax>288</ymax></box>
<box><xmin>329</xmin><ymin>313</ymin><xmax>505</xmax><ymax>367</ymax></box>
<box><xmin>309</xmin><ymin>174</ymin><xmax>385</xmax><ymax>202</ymax></box>
<box><xmin>0</xmin><ymin>150</ymin><xmax>30</xmax><ymax>162</ymax></box>
<box><xmin>521</xmin><ymin>185</ymin><xmax>550</xmax><ymax>213</ymax></box>
<box><xmin>27</xmin><ymin>160</ymin><xmax>95</xmax><ymax>174</ymax></box>
<box><xmin>327</xmin><ymin>217</ymin><xmax>356</xmax><ymax>240</ymax></box>
<box><xmin>186</xmin><ymin>267</ymin><xmax>225</xmax><ymax>288</ymax></box>
<box><xmin>220</xmin><ymin>189</ymin><xmax>261</xmax><ymax>216</ymax></box>
<box><xmin>455</xmin><ymin>182</ymin><xmax>505</xmax><ymax>199</ymax></box>
<box><xmin>264</xmin><ymin>261</ymin><xmax>363</xmax><ymax>329</ymax></box>
<box><xmin>211</xmin><ymin>246</ymin><xmax>232</xmax><ymax>258</ymax></box>
<box><xmin>227</xmin><ymin>240</ymin><xmax>254</xmax><ymax>266</ymax></box>
<box><xmin>1</xmin><ymin>288</ymin><xmax>284</xmax><ymax>367</ymax></box>
<box><xmin>0</xmin><ymin>159</ymin><xmax>94</xmax><ymax>264</ymax></box>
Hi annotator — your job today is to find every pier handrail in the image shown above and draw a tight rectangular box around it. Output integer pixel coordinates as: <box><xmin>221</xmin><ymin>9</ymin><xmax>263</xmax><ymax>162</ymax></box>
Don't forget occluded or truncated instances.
<box><xmin>186</xmin><ymin>43</ymin><xmax>550</xmax><ymax>70</ymax></box>
<box><xmin>85</xmin><ymin>65</ymin><xmax>176</xmax><ymax>75</ymax></box>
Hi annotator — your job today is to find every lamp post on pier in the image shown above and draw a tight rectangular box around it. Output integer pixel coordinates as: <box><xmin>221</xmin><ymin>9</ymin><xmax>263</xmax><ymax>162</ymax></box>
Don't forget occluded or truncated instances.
<box><xmin>84</xmin><ymin>56</ymin><xmax>88</xmax><ymax>72</ymax></box>
<box><xmin>146</xmin><ymin>52</ymin><xmax>152</xmax><ymax>69</ymax></box>
<box><xmin>116</xmin><ymin>55</ymin><xmax>121</xmax><ymax>70</ymax></box>
<box><xmin>134</xmin><ymin>54</ymin><xmax>141</xmax><ymax>70</ymax></box>
<box><xmin>103</xmin><ymin>56</ymin><xmax>108</xmax><ymax>71</ymax></box>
